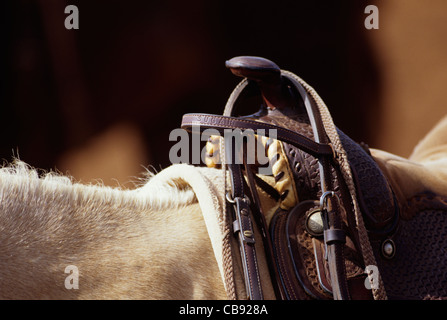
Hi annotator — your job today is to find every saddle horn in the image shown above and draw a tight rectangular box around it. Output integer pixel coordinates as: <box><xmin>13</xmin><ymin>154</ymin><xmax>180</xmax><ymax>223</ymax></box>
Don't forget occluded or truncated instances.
<box><xmin>225</xmin><ymin>56</ymin><xmax>297</xmax><ymax>112</ymax></box>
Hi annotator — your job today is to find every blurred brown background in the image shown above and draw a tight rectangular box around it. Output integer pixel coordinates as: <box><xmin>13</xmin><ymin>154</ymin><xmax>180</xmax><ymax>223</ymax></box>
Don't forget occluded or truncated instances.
<box><xmin>1</xmin><ymin>1</ymin><xmax>447</xmax><ymax>187</ymax></box>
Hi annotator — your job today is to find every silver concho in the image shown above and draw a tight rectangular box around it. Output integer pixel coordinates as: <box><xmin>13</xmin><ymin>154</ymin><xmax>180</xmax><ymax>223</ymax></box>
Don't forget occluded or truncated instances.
<box><xmin>381</xmin><ymin>239</ymin><xmax>396</xmax><ymax>259</ymax></box>
<box><xmin>305</xmin><ymin>209</ymin><xmax>324</xmax><ymax>237</ymax></box>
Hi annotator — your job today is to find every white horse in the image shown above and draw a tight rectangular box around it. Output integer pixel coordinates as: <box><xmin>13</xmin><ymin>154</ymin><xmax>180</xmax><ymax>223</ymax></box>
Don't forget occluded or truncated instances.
<box><xmin>1</xmin><ymin>114</ymin><xmax>447</xmax><ymax>300</ymax></box>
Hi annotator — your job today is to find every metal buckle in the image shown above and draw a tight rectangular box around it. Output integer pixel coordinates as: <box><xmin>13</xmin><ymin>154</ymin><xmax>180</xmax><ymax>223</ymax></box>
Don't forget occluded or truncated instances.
<box><xmin>226</xmin><ymin>192</ymin><xmax>251</xmax><ymax>206</ymax></box>
<box><xmin>319</xmin><ymin>191</ymin><xmax>340</xmax><ymax>211</ymax></box>
<box><xmin>233</xmin><ymin>195</ymin><xmax>255</xmax><ymax>244</ymax></box>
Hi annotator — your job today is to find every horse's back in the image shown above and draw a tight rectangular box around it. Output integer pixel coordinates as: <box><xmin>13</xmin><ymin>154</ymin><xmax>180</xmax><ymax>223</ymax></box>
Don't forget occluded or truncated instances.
<box><xmin>0</xmin><ymin>166</ymin><xmax>226</xmax><ymax>299</ymax></box>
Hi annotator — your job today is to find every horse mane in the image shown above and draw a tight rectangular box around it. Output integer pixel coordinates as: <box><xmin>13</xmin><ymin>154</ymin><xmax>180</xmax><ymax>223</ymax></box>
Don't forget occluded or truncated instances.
<box><xmin>0</xmin><ymin>160</ymin><xmax>197</xmax><ymax>217</ymax></box>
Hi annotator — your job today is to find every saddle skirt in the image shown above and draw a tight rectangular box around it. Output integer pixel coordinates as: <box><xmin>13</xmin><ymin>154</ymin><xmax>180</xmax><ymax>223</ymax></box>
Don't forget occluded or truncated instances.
<box><xmin>181</xmin><ymin>56</ymin><xmax>447</xmax><ymax>300</ymax></box>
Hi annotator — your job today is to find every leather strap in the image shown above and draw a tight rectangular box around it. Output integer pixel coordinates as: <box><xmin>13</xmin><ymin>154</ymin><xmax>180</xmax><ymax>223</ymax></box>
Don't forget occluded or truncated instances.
<box><xmin>226</xmin><ymin>142</ymin><xmax>264</xmax><ymax>300</ymax></box>
<box><xmin>181</xmin><ymin>113</ymin><xmax>334</xmax><ymax>158</ymax></box>
<box><xmin>244</xmin><ymin>162</ymin><xmax>287</xmax><ymax>299</ymax></box>
<box><xmin>324</xmin><ymin>229</ymin><xmax>346</xmax><ymax>245</ymax></box>
<box><xmin>181</xmin><ymin>109</ymin><xmax>265</xmax><ymax>299</ymax></box>
<box><xmin>285</xmin><ymin>73</ymin><xmax>350</xmax><ymax>300</ymax></box>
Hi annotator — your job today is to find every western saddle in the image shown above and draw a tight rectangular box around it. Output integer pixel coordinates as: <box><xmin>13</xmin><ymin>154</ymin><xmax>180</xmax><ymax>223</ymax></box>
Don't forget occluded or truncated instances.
<box><xmin>181</xmin><ymin>56</ymin><xmax>447</xmax><ymax>300</ymax></box>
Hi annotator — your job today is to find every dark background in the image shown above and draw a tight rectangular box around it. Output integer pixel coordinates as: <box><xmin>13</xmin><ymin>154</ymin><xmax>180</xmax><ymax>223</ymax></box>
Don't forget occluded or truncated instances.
<box><xmin>1</xmin><ymin>1</ymin><xmax>446</xmax><ymax>186</ymax></box>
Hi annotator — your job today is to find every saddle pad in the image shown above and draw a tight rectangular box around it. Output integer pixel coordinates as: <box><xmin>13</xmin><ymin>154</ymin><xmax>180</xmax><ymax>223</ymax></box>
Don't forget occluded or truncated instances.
<box><xmin>142</xmin><ymin>163</ymin><xmax>273</xmax><ymax>299</ymax></box>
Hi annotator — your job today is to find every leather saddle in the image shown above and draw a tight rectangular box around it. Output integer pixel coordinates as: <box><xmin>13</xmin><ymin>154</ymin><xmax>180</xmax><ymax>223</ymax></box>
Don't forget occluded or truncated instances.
<box><xmin>181</xmin><ymin>56</ymin><xmax>447</xmax><ymax>300</ymax></box>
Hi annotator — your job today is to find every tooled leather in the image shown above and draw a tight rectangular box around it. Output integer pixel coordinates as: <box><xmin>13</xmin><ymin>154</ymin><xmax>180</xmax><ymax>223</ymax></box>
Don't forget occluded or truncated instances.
<box><xmin>203</xmin><ymin>107</ymin><xmax>397</xmax><ymax>299</ymax></box>
<box><xmin>372</xmin><ymin>192</ymin><xmax>447</xmax><ymax>299</ymax></box>
<box><xmin>400</xmin><ymin>192</ymin><xmax>447</xmax><ymax>220</ymax></box>
<box><xmin>337</xmin><ymin>129</ymin><xmax>396</xmax><ymax>231</ymax></box>
<box><xmin>202</xmin><ymin>108</ymin><xmax>396</xmax><ymax>233</ymax></box>
<box><xmin>272</xmin><ymin>199</ymin><xmax>366</xmax><ymax>300</ymax></box>
<box><xmin>281</xmin><ymin>128</ymin><xmax>321</xmax><ymax>202</ymax></box>
<box><xmin>270</xmin><ymin>209</ymin><xmax>311</xmax><ymax>300</ymax></box>
<box><xmin>258</xmin><ymin>109</ymin><xmax>396</xmax><ymax>232</ymax></box>
<box><xmin>256</xmin><ymin>109</ymin><xmax>392</xmax><ymax>299</ymax></box>
<box><xmin>287</xmin><ymin>203</ymin><xmax>333</xmax><ymax>299</ymax></box>
<box><xmin>256</xmin><ymin>112</ymin><xmax>323</xmax><ymax>203</ymax></box>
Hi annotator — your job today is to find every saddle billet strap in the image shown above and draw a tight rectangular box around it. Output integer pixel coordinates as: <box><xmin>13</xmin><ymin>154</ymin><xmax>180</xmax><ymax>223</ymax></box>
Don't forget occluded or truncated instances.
<box><xmin>226</xmin><ymin>146</ymin><xmax>264</xmax><ymax>300</ymax></box>
<box><xmin>181</xmin><ymin>112</ymin><xmax>265</xmax><ymax>299</ymax></box>
<box><xmin>244</xmin><ymin>161</ymin><xmax>288</xmax><ymax>300</ymax></box>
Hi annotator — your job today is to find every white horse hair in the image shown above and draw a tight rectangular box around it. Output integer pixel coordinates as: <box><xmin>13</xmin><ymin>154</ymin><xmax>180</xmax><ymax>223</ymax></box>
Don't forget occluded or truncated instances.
<box><xmin>0</xmin><ymin>160</ymin><xmax>226</xmax><ymax>299</ymax></box>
